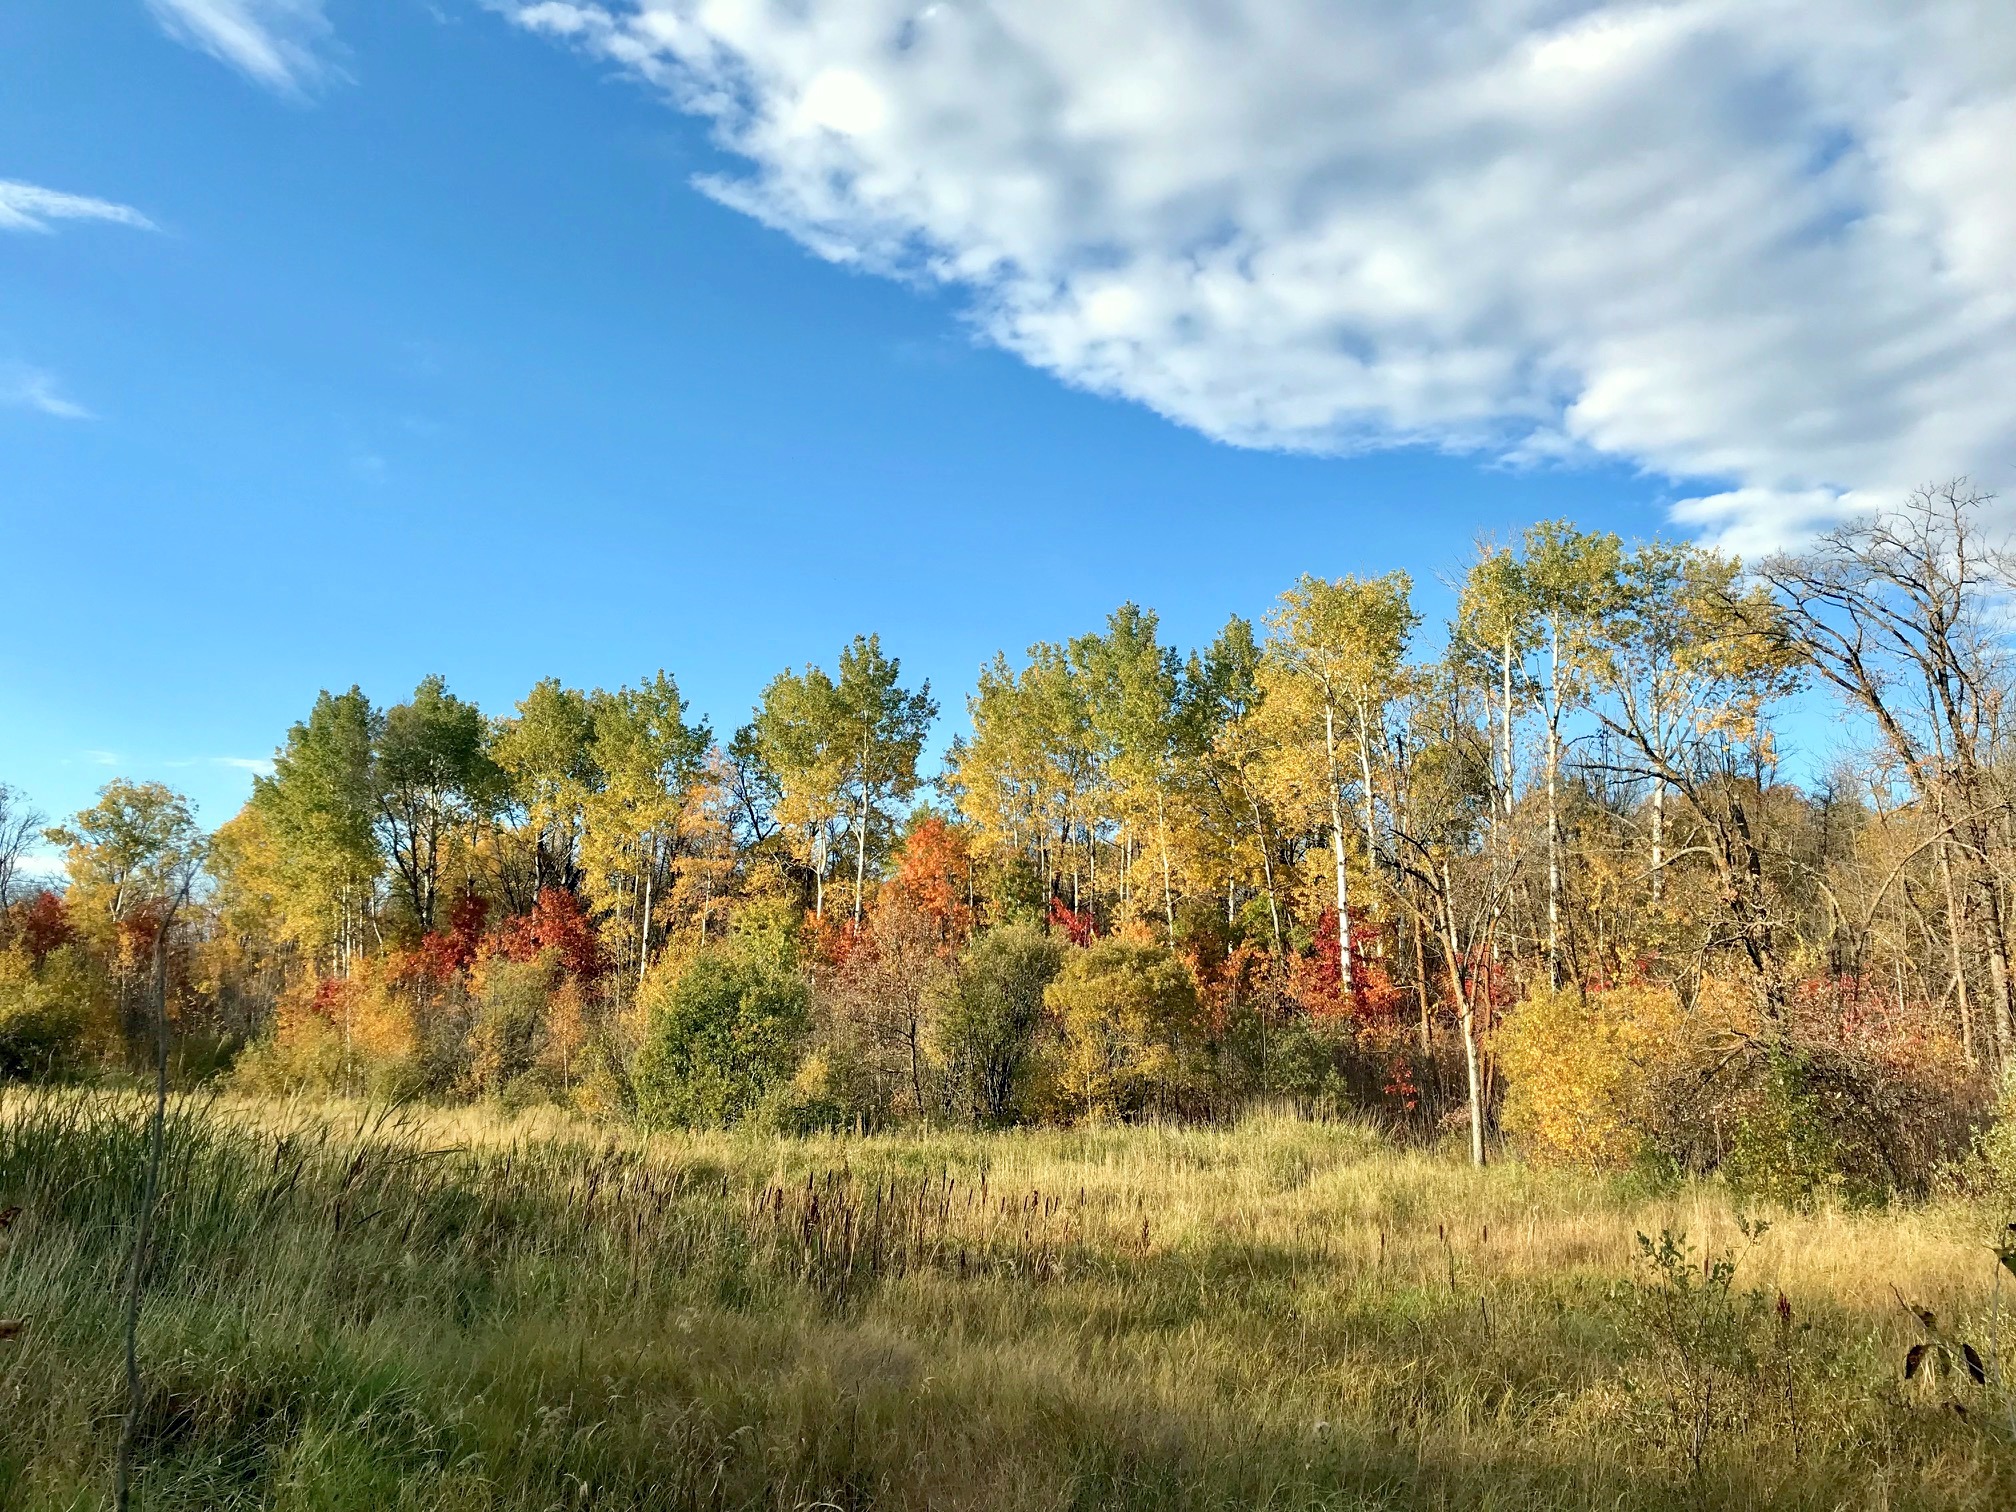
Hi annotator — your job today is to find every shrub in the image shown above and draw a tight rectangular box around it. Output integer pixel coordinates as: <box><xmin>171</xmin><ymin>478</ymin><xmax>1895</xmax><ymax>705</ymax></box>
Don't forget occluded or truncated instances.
<box><xmin>1497</xmin><ymin>982</ymin><xmax>1723</xmax><ymax>1170</ymax></box>
<box><xmin>1501</xmin><ymin>976</ymin><xmax>1980</xmax><ymax>1200</ymax></box>
<box><xmin>1965</xmin><ymin>1067</ymin><xmax>2016</xmax><ymax>1202</ymax></box>
<box><xmin>1726</xmin><ymin>1032</ymin><xmax>1977</xmax><ymax>1204</ymax></box>
<box><xmin>754</xmin><ymin>1049</ymin><xmax>852</xmax><ymax>1134</ymax></box>
<box><xmin>935</xmin><ymin>921</ymin><xmax>1063</xmax><ymax>1125</ymax></box>
<box><xmin>1722</xmin><ymin>1050</ymin><xmax>1854</xmax><ymax>1205</ymax></box>
<box><xmin>464</xmin><ymin>956</ymin><xmax>556</xmax><ymax>1099</ymax></box>
<box><xmin>1625</xmin><ymin>1220</ymin><xmax>1779</xmax><ymax>1475</ymax></box>
<box><xmin>807</xmin><ymin>892</ymin><xmax>955</xmax><ymax>1126</ymax></box>
<box><xmin>1718</xmin><ymin>982</ymin><xmax>1978</xmax><ymax>1203</ymax></box>
<box><xmin>0</xmin><ymin>945</ymin><xmax>107</xmax><ymax>1078</ymax></box>
<box><xmin>633</xmin><ymin>938</ymin><xmax>810</xmax><ymax>1128</ymax></box>
<box><xmin>1046</xmin><ymin>936</ymin><xmax>1204</xmax><ymax>1120</ymax></box>
<box><xmin>234</xmin><ymin>964</ymin><xmax>429</xmax><ymax>1099</ymax></box>
<box><xmin>230</xmin><ymin>1016</ymin><xmax>349</xmax><ymax>1097</ymax></box>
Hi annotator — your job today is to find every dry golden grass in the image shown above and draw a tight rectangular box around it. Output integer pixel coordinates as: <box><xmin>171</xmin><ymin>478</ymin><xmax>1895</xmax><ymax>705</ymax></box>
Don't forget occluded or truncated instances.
<box><xmin>1</xmin><ymin>1090</ymin><xmax>2012</xmax><ymax>1509</ymax></box>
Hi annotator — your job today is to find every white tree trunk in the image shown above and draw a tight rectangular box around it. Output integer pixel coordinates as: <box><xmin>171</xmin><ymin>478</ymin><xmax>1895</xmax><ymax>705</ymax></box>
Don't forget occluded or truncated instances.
<box><xmin>855</xmin><ymin>730</ymin><xmax>872</xmax><ymax>925</ymax></box>
<box><xmin>1443</xmin><ymin>862</ymin><xmax>1486</xmax><ymax>1168</ymax></box>
<box><xmin>1353</xmin><ymin>697</ymin><xmax>1381</xmax><ymax>923</ymax></box>
<box><xmin>637</xmin><ymin>833</ymin><xmax>655</xmax><ymax>990</ymax></box>
<box><xmin>1155</xmin><ymin>787</ymin><xmax>1176</xmax><ymax>946</ymax></box>
<box><xmin>1325</xmin><ymin>704</ymin><xmax>1354</xmax><ymax>997</ymax></box>
<box><xmin>1500</xmin><ymin>635</ymin><xmax>1515</xmax><ymax>822</ymax></box>
<box><xmin>1546</xmin><ymin>622</ymin><xmax>1562</xmax><ymax>991</ymax></box>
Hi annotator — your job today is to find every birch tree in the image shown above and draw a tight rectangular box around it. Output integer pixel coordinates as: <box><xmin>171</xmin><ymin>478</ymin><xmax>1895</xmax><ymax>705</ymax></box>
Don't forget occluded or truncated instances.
<box><xmin>753</xmin><ymin>636</ymin><xmax>935</xmax><ymax>924</ymax></box>
<box><xmin>0</xmin><ymin>783</ymin><xmax>44</xmax><ymax>913</ymax></box>
<box><xmin>1265</xmin><ymin>573</ymin><xmax>1418</xmax><ymax>993</ymax></box>
<box><xmin>1510</xmin><ymin>523</ymin><xmax>1622</xmax><ymax>989</ymax></box>
<box><xmin>493</xmin><ymin>678</ymin><xmax>598</xmax><ymax>902</ymax></box>
<box><xmin>247</xmin><ymin>686</ymin><xmax>382</xmax><ymax>971</ymax></box>
<box><xmin>833</xmin><ymin>635</ymin><xmax>937</xmax><ymax>925</ymax></box>
<box><xmin>1073</xmin><ymin>605</ymin><xmax>1190</xmax><ymax>945</ymax></box>
<box><xmin>374</xmin><ymin>676</ymin><xmax>500</xmax><ymax>934</ymax></box>
<box><xmin>1758</xmin><ymin>481</ymin><xmax>2016</xmax><ymax>1052</ymax></box>
<box><xmin>581</xmin><ymin>672</ymin><xmax>710</xmax><ymax>985</ymax></box>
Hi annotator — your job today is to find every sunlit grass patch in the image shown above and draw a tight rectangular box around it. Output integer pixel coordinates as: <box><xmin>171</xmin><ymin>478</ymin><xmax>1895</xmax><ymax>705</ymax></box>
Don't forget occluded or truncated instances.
<box><xmin>1</xmin><ymin>1090</ymin><xmax>2012</xmax><ymax>1509</ymax></box>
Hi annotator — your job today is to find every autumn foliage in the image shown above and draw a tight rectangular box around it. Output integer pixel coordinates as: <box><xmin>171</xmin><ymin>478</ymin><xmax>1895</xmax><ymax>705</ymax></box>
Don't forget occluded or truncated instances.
<box><xmin>14</xmin><ymin>490</ymin><xmax>2016</xmax><ymax>1203</ymax></box>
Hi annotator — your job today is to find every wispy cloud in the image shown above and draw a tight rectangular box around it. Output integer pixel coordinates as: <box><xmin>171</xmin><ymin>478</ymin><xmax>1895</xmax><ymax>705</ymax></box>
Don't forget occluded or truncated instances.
<box><xmin>0</xmin><ymin>179</ymin><xmax>154</xmax><ymax>235</ymax></box>
<box><xmin>146</xmin><ymin>0</ymin><xmax>341</xmax><ymax>96</ymax></box>
<box><xmin>213</xmin><ymin>756</ymin><xmax>276</xmax><ymax>776</ymax></box>
<box><xmin>12</xmin><ymin>854</ymin><xmax>68</xmax><ymax>885</ymax></box>
<box><xmin>81</xmin><ymin>750</ymin><xmax>120</xmax><ymax>768</ymax></box>
<box><xmin>508</xmin><ymin>0</ymin><xmax>2016</xmax><ymax>550</ymax></box>
<box><xmin>0</xmin><ymin>366</ymin><xmax>93</xmax><ymax>421</ymax></box>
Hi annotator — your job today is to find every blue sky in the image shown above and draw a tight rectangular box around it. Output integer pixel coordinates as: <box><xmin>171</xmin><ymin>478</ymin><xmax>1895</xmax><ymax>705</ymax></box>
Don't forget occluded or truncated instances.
<box><xmin>3</xmin><ymin>1</ymin><xmax>2010</xmax><ymax>855</ymax></box>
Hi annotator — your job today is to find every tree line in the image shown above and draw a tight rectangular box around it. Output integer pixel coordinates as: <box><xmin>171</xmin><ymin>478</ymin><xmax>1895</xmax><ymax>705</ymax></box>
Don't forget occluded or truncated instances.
<box><xmin>5</xmin><ymin>481</ymin><xmax>2016</xmax><ymax>1199</ymax></box>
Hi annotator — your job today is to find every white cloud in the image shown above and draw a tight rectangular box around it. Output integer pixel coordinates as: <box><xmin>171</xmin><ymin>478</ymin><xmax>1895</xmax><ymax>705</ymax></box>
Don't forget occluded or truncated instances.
<box><xmin>213</xmin><ymin>756</ymin><xmax>277</xmax><ymax>776</ymax></box>
<box><xmin>0</xmin><ymin>366</ymin><xmax>93</xmax><ymax>421</ymax></box>
<box><xmin>11</xmin><ymin>854</ymin><xmax>68</xmax><ymax>886</ymax></box>
<box><xmin>505</xmin><ymin>0</ymin><xmax>2016</xmax><ymax>550</ymax></box>
<box><xmin>0</xmin><ymin>179</ymin><xmax>154</xmax><ymax>234</ymax></box>
<box><xmin>146</xmin><ymin>0</ymin><xmax>340</xmax><ymax>94</ymax></box>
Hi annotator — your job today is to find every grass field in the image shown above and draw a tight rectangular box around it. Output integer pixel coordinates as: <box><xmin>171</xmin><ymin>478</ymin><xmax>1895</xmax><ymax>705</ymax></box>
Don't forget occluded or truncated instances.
<box><xmin>2</xmin><ymin>1093</ymin><xmax>2013</xmax><ymax>1510</ymax></box>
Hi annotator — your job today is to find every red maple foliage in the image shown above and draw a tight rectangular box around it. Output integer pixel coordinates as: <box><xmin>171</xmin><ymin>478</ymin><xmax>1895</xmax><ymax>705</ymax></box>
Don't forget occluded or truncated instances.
<box><xmin>407</xmin><ymin>892</ymin><xmax>490</xmax><ymax>982</ymax></box>
<box><xmin>1381</xmin><ymin>1050</ymin><xmax>1422</xmax><ymax>1112</ymax></box>
<box><xmin>803</xmin><ymin>909</ymin><xmax>868</xmax><ymax>970</ymax></box>
<box><xmin>883</xmin><ymin>817</ymin><xmax>977</xmax><ymax>948</ymax></box>
<box><xmin>493</xmin><ymin>887</ymin><xmax>604</xmax><ymax>979</ymax></box>
<box><xmin>1047</xmin><ymin>895</ymin><xmax>1096</xmax><ymax>946</ymax></box>
<box><xmin>11</xmin><ymin>890</ymin><xmax>73</xmax><ymax>965</ymax></box>
<box><xmin>1298</xmin><ymin>906</ymin><xmax>1345</xmax><ymax>1013</ymax></box>
<box><xmin>1294</xmin><ymin>907</ymin><xmax>1409</xmax><ymax>1021</ymax></box>
<box><xmin>1191</xmin><ymin>940</ymin><xmax>1275</xmax><ymax>1035</ymax></box>
<box><xmin>115</xmin><ymin>901</ymin><xmax>170</xmax><ymax>969</ymax></box>
<box><xmin>307</xmin><ymin>974</ymin><xmax>356</xmax><ymax>1023</ymax></box>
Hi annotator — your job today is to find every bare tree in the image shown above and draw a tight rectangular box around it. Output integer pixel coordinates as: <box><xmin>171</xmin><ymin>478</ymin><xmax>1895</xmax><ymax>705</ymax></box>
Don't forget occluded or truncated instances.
<box><xmin>0</xmin><ymin>782</ymin><xmax>45</xmax><ymax>912</ymax></box>
<box><xmin>1589</xmin><ymin>542</ymin><xmax>1803</xmax><ymax>1019</ymax></box>
<box><xmin>1758</xmin><ymin>481</ymin><xmax>2016</xmax><ymax>1055</ymax></box>
<box><xmin>1378</xmin><ymin>669</ymin><xmax>1510</xmax><ymax>1166</ymax></box>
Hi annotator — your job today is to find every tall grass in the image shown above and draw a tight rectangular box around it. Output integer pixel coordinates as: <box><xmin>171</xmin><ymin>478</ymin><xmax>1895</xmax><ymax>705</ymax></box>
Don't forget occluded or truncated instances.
<box><xmin>1</xmin><ymin>1090</ymin><xmax>2011</xmax><ymax>1509</ymax></box>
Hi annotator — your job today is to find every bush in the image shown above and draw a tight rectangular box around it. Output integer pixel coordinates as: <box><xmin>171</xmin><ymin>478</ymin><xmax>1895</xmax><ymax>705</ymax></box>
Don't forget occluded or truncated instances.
<box><xmin>806</xmin><ymin>893</ymin><xmax>954</xmax><ymax>1127</ymax></box>
<box><xmin>1962</xmin><ymin>1066</ymin><xmax>2016</xmax><ymax>1203</ymax></box>
<box><xmin>935</xmin><ymin>921</ymin><xmax>1064</xmax><ymax>1125</ymax></box>
<box><xmin>633</xmin><ymin>936</ymin><xmax>810</xmax><ymax>1128</ymax></box>
<box><xmin>0</xmin><ymin>945</ymin><xmax>107</xmax><ymax>1078</ymax></box>
<box><xmin>233</xmin><ymin>966</ymin><xmax>428</xmax><ymax>1100</ymax></box>
<box><xmin>1722</xmin><ymin>1050</ymin><xmax>1854</xmax><ymax>1205</ymax></box>
<box><xmin>1497</xmin><ymin>983</ymin><xmax>1724</xmax><ymax>1171</ymax></box>
<box><xmin>1714</xmin><ymin>981</ymin><xmax>1978</xmax><ymax>1203</ymax></box>
<box><xmin>1725</xmin><ymin>1033</ymin><xmax>1976</xmax><ymax>1204</ymax></box>
<box><xmin>1501</xmin><ymin>977</ymin><xmax>1981</xmax><ymax>1201</ymax></box>
<box><xmin>464</xmin><ymin>956</ymin><xmax>555</xmax><ymax>1099</ymax></box>
<box><xmin>1046</xmin><ymin>936</ymin><xmax>1204</xmax><ymax>1120</ymax></box>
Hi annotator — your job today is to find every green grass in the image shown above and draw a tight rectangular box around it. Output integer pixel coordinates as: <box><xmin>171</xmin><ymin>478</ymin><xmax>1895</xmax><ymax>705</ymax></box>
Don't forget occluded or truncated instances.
<box><xmin>2</xmin><ymin>1091</ymin><xmax>2013</xmax><ymax>1509</ymax></box>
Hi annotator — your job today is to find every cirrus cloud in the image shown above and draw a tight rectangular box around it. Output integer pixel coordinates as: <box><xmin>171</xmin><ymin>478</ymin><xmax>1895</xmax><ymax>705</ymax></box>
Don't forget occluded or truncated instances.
<box><xmin>146</xmin><ymin>0</ymin><xmax>342</xmax><ymax>95</ymax></box>
<box><xmin>0</xmin><ymin>179</ymin><xmax>155</xmax><ymax>235</ymax></box>
<box><xmin>505</xmin><ymin>0</ymin><xmax>2016</xmax><ymax>548</ymax></box>
<box><xmin>1</xmin><ymin>365</ymin><xmax>94</xmax><ymax>421</ymax></box>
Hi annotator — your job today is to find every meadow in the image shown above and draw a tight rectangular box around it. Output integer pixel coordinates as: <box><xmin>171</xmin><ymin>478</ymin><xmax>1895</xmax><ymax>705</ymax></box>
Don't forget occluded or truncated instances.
<box><xmin>2</xmin><ymin>1093</ymin><xmax>2013</xmax><ymax>1510</ymax></box>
